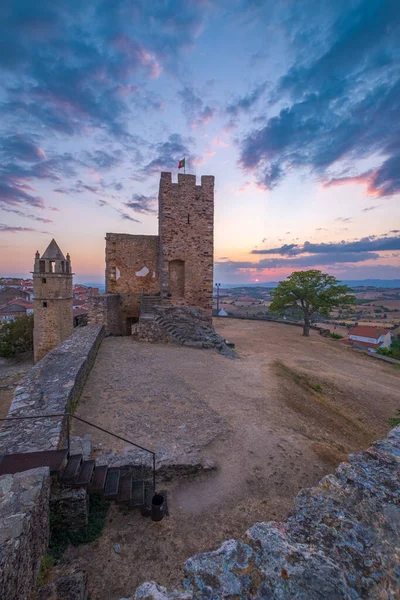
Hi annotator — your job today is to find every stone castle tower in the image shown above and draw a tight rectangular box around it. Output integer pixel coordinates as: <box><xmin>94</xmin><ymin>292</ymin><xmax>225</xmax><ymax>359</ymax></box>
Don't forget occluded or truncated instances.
<box><xmin>33</xmin><ymin>239</ymin><xmax>73</xmax><ymax>363</ymax></box>
<box><xmin>158</xmin><ymin>173</ymin><xmax>214</xmax><ymax>310</ymax></box>
<box><xmin>89</xmin><ymin>172</ymin><xmax>214</xmax><ymax>334</ymax></box>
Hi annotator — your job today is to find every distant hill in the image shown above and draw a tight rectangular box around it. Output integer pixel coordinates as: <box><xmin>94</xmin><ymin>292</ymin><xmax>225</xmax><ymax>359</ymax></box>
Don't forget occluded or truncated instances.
<box><xmin>220</xmin><ymin>280</ymin><xmax>400</xmax><ymax>290</ymax></box>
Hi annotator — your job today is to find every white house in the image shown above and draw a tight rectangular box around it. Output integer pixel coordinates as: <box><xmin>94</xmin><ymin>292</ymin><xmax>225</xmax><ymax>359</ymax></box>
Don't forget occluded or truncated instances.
<box><xmin>347</xmin><ymin>325</ymin><xmax>392</xmax><ymax>352</ymax></box>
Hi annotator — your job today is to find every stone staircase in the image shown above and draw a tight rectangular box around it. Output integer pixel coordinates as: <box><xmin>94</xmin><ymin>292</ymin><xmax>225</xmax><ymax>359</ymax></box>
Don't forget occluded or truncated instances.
<box><xmin>152</xmin><ymin>306</ymin><xmax>237</xmax><ymax>356</ymax></box>
<box><xmin>0</xmin><ymin>449</ymin><xmax>155</xmax><ymax>514</ymax></box>
<box><xmin>140</xmin><ymin>294</ymin><xmax>171</xmax><ymax>316</ymax></box>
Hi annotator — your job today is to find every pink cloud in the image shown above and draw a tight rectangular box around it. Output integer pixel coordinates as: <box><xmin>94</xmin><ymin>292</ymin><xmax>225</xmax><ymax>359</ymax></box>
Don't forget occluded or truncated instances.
<box><xmin>238</xmin><ymin>181</ymin><xmax>268</xmax><ymax>193</ymax></box>
<box><xmin>322</xmin><ymin>171</ymin><xmax>381</xmax><ymax>197</ymax></box>
<box><xmin>212</xmin><ymin>137</ymin><xmax>230</xmax><ymax>147</ymax></box>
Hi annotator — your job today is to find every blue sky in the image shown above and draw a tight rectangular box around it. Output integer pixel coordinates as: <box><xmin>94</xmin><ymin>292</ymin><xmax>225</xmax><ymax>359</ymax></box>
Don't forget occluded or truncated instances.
<box><xmin>0</xmin><ymin>0</ymin><xmax>399</xmax><ymax>283</ymax></box>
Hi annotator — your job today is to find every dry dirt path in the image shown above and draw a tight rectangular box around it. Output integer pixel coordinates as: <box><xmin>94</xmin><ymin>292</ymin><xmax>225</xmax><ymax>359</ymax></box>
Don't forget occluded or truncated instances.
<box><xmin>69</xmin><ymin>320</ymin><xmax>399</xmax><ymax>600</ymax></box>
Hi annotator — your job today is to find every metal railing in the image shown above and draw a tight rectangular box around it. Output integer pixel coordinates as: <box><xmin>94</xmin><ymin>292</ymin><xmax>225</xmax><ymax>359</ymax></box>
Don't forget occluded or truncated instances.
<box><xmin>0</xmin><ymin>413</ymin><xmax>156</xmax><ymax>491</ymax></box>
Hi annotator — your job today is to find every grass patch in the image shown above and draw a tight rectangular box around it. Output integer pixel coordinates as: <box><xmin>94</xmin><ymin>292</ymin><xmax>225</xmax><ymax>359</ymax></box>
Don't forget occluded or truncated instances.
<box><xmin>272</xmin><ymin>360</ymin><xmax>323</xmax><ymax>395</ymax></box>
<box><xmin>36</xmin><ymin>555</ymin><xmax>54</xmax><ymax>587</ymax></box>
<box><xmin>271</xmin><ymin>359</ymin><xmax>372</xmax><ymax>437</ymax></box>
<box><xmin>49</xmin><ymin>495</ymin><xmax>110</xmax><ymax>562</ymax></box>
<box><xmin>388</xmin><ymin>409</ymin><xmax>400</xmax><ymax>428</ymax></box>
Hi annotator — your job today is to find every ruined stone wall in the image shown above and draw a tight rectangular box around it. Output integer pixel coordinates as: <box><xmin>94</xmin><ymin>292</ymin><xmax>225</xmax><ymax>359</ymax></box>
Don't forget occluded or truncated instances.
<box><xmin>88</xmin><ymin>294</ymin><xmax>122</xmax><ymax>335</ymax></box>
<box><xmin>0</xmin><ymin>467</ymin><xmax>51</xmax><ymax>600</ymax></box>
<box><xmin>33</xmin><ymin>273</ymin><xmax>73</xmax><ymax>363</ymax></box>
<box><xmin>88</xmin><ymin>293</ymin><xmax>141</xmax><ymax>335</ymax></box>
<box><xmin>105</xmin><ymin>233</ymin><xmax>159</xmax><ymax>295</ymax></box>
<box><xmin>119</xmin><ymin>292</ymin><xmax>141</xmax><ymax>334</ymax></box>
<box><xmin>134</xmin><ymin>424</ymin><xmax>400</xmax><ymax>600</ymax></box>
<box><xmin>158</xmin><ymin>173</ymin><xmax>214</xmax><ymax>315</ymax></box>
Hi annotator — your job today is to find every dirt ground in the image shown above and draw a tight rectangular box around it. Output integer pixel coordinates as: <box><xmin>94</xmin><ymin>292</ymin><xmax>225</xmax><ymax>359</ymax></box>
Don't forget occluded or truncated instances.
<box><xmin>69</xmin><ymin>319</ymin><xmax>399</xmax><ymax>600</ymax></box>
<box><xmin>0</xmin><ymin>356</ymin><xmax>33</xmax><ymax>420</ymax></box>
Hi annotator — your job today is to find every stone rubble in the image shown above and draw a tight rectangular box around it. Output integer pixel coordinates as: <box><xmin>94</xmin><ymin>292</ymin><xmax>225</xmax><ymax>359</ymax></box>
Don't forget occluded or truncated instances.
<box><xmin>132</xmin><ymin>425</ymin><xmax>400</xmax><ymax>599</ymax></box>
<box><xmin>138</xmin><ymin>306</ymin><xmax>238</xmax><ymax>357</ymax></box>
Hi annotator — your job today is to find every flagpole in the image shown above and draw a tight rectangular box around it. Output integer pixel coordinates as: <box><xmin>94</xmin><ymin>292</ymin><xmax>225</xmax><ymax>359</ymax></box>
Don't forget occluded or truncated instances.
<box><xmin>184</xmin><ymin>158</ymin><xmax>186</xmax><ymax>174</ymax></box>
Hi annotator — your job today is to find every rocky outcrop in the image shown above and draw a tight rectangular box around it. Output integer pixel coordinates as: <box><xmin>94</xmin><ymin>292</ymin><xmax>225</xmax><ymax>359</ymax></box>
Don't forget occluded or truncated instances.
<box><xmin>137</xmin><ymin>306</ymin><xmax>237</xmax><ymax>357</ymax></box>
<box><xmin>133</xmin><ymin>425</ymin><xmax>400</xmax><ymax>599</ymax></box>
<box><xmin>0</xmin><ymin>467</ymin><xmax>51</xmax><ymax>600</ymax></box>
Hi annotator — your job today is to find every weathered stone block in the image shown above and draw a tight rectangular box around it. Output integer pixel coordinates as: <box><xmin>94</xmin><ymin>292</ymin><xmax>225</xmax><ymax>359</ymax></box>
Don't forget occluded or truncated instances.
<box><xmin>0</xmin><ymin>467</ymin><xmax>50</xmax><ymax>600</ymax></box>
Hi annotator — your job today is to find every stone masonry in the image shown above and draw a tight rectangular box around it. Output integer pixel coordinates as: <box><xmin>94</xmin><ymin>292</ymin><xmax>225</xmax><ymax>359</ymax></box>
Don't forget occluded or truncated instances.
<box><xmin>0</xmin><ymin>467</ymin><xmax>51</xmax><ymax>600</ymax></box>
<box><xmin>0</xmin><ymin>325</ymin><xmax>104</xmax><ymax>600</ymax></box>
<box><xmin>158</xmin><ymin>173</ymin><xmax>214</xmax><ymax>311</ymax></box>
<box><xmin>88</xmin><ymin>172</ymin><xmax>214</xmax><ymax>334</ymax></box>
<box><xmin>33</xmin><ymin>239</ymin><xmax>73</xmax><ymax>363</ymax></box>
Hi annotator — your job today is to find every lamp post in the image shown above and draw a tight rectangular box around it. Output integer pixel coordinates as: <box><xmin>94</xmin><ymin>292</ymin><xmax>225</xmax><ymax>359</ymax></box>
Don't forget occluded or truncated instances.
<box><xmin>215</xmin><ymin>283</ymin><xmax>221</xmax><ymax>315</ymax></box>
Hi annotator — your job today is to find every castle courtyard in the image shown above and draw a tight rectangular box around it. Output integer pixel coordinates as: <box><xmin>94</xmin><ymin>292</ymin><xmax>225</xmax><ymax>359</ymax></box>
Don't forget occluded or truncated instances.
<box><xmin>68</xmin><ymin>319</ymin><xmax>399</xmax><ymax>600</ymax></box>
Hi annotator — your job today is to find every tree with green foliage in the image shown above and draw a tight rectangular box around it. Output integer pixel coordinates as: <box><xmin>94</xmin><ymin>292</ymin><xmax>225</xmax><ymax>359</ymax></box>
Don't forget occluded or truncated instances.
<box><xmin>269</xmin><ymin>270</ymin><xmax>355</xmax><ymax>337</ymax></box>
<box><xmin>0</xmin><ymin>314</ymin><xmax>34</xmax><ymax>357</ymax></box>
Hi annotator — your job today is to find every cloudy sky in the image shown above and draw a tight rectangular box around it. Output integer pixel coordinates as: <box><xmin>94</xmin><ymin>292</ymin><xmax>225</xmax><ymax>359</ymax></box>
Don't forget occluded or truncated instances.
<box><xmin>1</xmin><ymin>0</ymin><xmax>399</xmax><ymax>283</ymax></box>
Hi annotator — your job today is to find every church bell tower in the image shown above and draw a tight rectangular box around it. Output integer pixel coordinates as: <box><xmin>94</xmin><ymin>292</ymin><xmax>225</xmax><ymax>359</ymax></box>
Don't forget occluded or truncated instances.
<box><xmin>32</xmin><ymin>239</ymin><xmax>73</xmax><ymax>363</ymax></box>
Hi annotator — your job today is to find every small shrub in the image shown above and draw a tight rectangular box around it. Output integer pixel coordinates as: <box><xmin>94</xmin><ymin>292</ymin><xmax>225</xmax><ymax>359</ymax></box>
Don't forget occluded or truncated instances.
<box><xmin>0</xmin><ymin>314</ymin><xmax>33</xmax><ymax>357</ymax></box>
<box><xmin>49</xmin><ymin>495</ymin><xmax>110</xmax><ymax>561</ymax></box>
<box><xmin>388</xmin><ymin>409</ymin><xmax>400</xmax><ymax>428</ymax></box>
<box><xmin>312</xmin><ymin>383</ymin><xmax>322</xmax><ymax>393</ymax></box>
<box><xmin>36</xmin><ymin>555</ymin><xmax>54</xmax><ymax>586</ymax></box>
<box><xmin>330</xmin><ymin>332</ymin><xmax>343</xmax><ymax>340</ymax></box>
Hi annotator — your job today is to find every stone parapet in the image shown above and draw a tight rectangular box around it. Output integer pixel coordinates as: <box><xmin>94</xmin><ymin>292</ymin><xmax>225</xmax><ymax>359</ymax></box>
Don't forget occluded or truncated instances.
<box><xmin>0</xmin><ymin>325</ymin><xmax>104</xmax><ymax>455</ymax></box>
<box><xmin>0</xmin><ymin>467</ymin><xmax>51</xmax><ymax>600</ymax></box>
<box><xmin>134</xmin><ymin>425</ymin><xmax>400</xmax><ymax>599</ymax></box>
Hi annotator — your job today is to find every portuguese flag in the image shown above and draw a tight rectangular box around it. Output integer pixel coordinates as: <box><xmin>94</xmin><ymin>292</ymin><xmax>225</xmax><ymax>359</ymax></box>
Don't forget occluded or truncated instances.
<box><xmin>178</xmin><ymin>158</ymin><xmax>185</xmax><ymax>169</ymax></box>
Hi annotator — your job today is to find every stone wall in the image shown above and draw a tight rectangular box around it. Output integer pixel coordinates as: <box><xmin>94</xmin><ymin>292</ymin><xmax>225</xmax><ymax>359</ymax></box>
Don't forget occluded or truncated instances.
<box><xmin>158</xmin><ymin>173</ymin><xmax>214</xmax><ymax>315</ymax></box>
<box><xmin>137</xmin><ymin>315</ymin><xmax>170</xmax><ymax>344</ymax></box>
<box><xmin>134</xmin><ymin>425</ymin><xmax>400</xmax><ymax>599</ymax></box>
<box><xmin>88</xmin><ymin>294</ymin><xmax>122</xmax><ymax>335</ymax></box>
<box><xmin>105</xmin><ymin>233</ymin><xmax>159</xmax><ymax>295</ymax></box>
<box><xmin>0</xmin><ymin>467</ymin><xmax>51</xmax><ymax>600</ymax></box>
<box><xmin>88</xmin><ymin>293</ymin><xmax>141</xmax><ymax>335</ymax></box>
<box><xmin>0</xmin><ymin>324</ymin><xmax>104</xmax><ymax>455</ymax></box>
<box><xmin>0</xmin><ymin>325</ymin><xmax>104</xmax><ymax>599</ymax></box>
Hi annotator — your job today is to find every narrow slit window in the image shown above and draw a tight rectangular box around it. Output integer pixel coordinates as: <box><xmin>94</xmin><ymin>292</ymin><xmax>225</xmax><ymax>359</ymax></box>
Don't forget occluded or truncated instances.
<box><xmin>42</xmin><ymin>301</ymin><xmax>47</xmax><ymax>308</ymax></box>
<box><xmin>49</xmin><ymin>260</ymin><xmax>55</xmax><ymax>273</ymax></box>
<box><xmin>187</xmin><ymin>213</ymin><xmax>190</xmax><ymax>224</ymax></box>
<box><xmin>42</xmin><ymin>278</ymin><xmax>46</xmax><ymax>284</ymax></box>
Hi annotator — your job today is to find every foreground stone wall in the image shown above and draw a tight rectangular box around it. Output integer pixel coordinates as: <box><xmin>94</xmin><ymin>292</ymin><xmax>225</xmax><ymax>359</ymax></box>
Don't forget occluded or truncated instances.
<box><xmin>0</xmin><ymin>325</ymin><xmax>104</xmax><ymax>599</ymax></box>
<box><xmin>0</xmin><ymin>467</ymin><xmax>50</xmax><ymax>600</ymax></box>
<box><xmin>0</xmin><ymin>325</ymin><xmax>105</xmax><ymax>455</ymax></box>
<box><xmin>134</xmin><ymin>425</ymin><xmax>400</xmax><ymax>599</ymax></box>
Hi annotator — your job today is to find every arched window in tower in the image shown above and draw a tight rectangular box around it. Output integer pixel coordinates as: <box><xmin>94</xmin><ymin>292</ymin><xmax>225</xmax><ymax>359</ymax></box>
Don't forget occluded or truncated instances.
<box><xmin>168</xmin><ymin>259</ymin><xmax>185</xmax><ymax>298</ymax></box>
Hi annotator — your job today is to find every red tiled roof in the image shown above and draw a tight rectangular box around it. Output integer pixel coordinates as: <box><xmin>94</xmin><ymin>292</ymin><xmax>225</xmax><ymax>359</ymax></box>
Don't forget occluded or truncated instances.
<box><xmin>2</xmin><ymin>298</ymin><xmax>32</xmax><ymax>308</ymax></box>
<box><xmin>349</xmin><ymin>325</ymin><xmax>390</xmax><ymax>339</ymax></box>
<box><xmin>350</xmin><ymin>340</ymin><xmax>384</xmax><ymax>349</ymax></box>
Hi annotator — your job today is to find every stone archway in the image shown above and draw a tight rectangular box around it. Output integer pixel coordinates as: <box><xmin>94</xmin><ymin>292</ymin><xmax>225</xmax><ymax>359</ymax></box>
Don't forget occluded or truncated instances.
<box><xmin>168</xmin><ymin>259</ymin><xmax>185</xmax><ymax>299</ymax></box>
